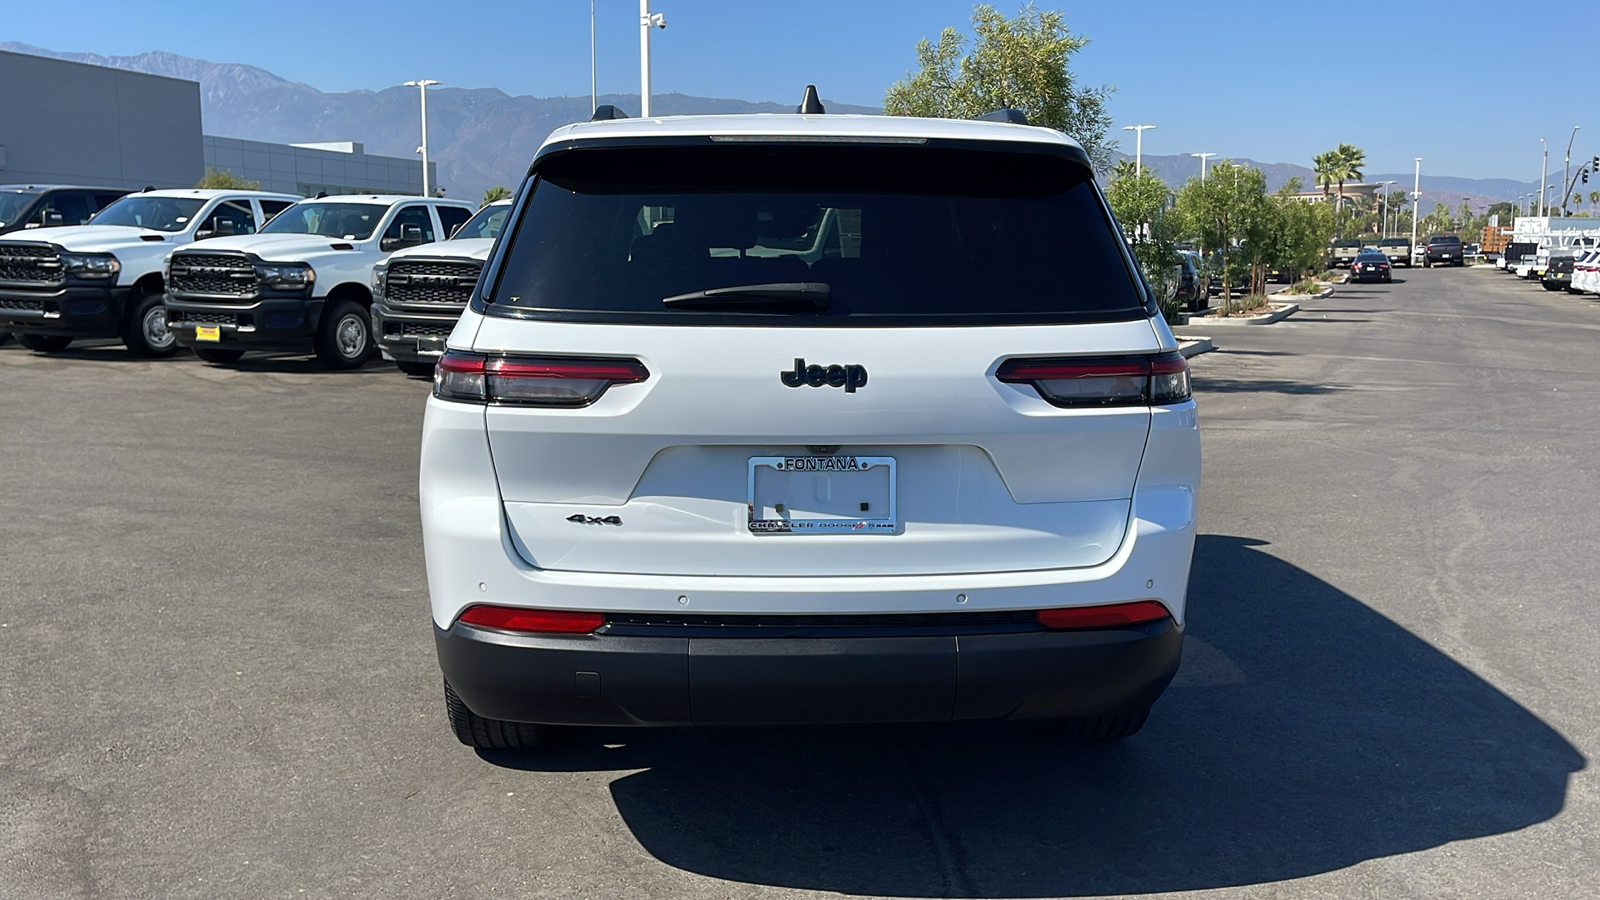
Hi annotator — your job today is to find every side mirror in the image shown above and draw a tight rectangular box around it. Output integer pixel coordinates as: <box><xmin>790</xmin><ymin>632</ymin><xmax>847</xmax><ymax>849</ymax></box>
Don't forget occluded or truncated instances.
<box><xmin>43</xmin><ymin>211</ymin><xmax>65</xmax><ymax>227</ymax></box>
<box><xmin>211</xmin><ymin>219</ymin><xmax>239</xmax><ymax>236</ymax></box>
<box><xmin>401</xmin><ymin>223</ymin><xmax>424</xmax><ymax>244</ymax></box>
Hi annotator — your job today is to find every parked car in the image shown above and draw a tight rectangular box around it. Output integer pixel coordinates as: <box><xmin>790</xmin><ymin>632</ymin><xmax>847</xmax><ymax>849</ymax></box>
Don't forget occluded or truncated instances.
<box><xmin>423</xmin><ymin>103</ymin><xmax>1199</xmax><ymax>749</ymax></box>
<box><xmin>164</xmin><ymin>194</ymin><xmax>475</xmax><ymax>368</ymax></box>
<box><xmin>1350</xmin><ymin>248</ymin><xmax>1393</xmax><ymax>283</ymax></box>
<box><xmin>372</xmin><ymin>199</ymin><xmax>511</xmax><ymax>376</ymax></box>
<box><xmin>1328</xmin><ymin>239</ymin><xmax>1362</xmax><ymax>268</ymax></box>
<box><xmin>1424</xmin><ymin>235</ymin><xmax>1464</xmax><ymax>267</ymax></box>
<box><xmin>1542</xmin><ymin>253</ymin><xmax>1575</xmax><ymax>291</ymax></box>
<box><xmin>0</xmin><ymin>188</ymin><xmax>299</xmax><ymax>355</ymax></box>
<box><xmin>1175</xmin><ymin>251</ymin><xmax>1209</xmax><ymax>311</ymax></box>
<box><xmin>1573</xmin><ymin>249</ymin><xmax>1600</xmax><ymax>294</ymax></box>
<box><xmin>0</xmin><ymin>184</ymin><xmax>127</xmax><ymax>236</ymax></box>
<box><xmin>1377</xmin><ymin>237</ymin><xmax>1413</xmax><ymax>267</ymax></box>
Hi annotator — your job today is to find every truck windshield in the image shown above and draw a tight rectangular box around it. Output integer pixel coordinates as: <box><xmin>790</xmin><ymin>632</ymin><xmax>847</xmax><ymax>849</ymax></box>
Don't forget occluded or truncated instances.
<box><xmin>0</xmin><ymin>191</ymin><xmax>42</xmax><ymax>228</ymax></box>
<box><xmin>487</xmin><ymin>143</ymin><xmax>1146</xmax><ymax>327</ymax></box>
<box><xmin>260</xmin><ymin>202</ymin><xmax>386</xmax><ymax>240</ymax></box>
<box><xmin>89</xmin><ymin>196</ymin><xmax>206</xmax><ymax>232</ymax></box>
<box><xmin>453</xmin><ymin>204</ymin><xmax>509</xmax><ymax>240</ymax></box>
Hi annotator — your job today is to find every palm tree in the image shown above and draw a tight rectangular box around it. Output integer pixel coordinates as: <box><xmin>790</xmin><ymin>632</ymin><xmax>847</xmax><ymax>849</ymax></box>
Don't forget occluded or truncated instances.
<box><xmin>1313</xmin><ymin>151</ymin><xmax>1337</xmax><ymax>203</ymax></box>
<box><xmin>1331</xmin><ymin>143</ymin><xmax>1366</xmax><ymax>213</ymax></box>
<box><xmin>1590</xmin><ymin>189</ymin><xmax>1599</xmax><ymax>215</ymax></box>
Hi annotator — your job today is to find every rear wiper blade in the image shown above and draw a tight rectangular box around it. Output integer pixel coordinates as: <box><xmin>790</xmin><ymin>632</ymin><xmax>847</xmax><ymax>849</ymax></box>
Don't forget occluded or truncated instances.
<box><xmin>662</xmin><ymin>282</ymin><xmax>830</xmax><ymax>309</ymax></box>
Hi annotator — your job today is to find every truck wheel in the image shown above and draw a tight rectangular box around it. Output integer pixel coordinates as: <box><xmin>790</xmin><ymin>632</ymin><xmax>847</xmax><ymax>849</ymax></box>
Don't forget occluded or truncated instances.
<box><xmin>445</xmin><ymin>680</ymin><xmax>548</xmax><ymax>749</ymax></box>
<box><xmin>20</xmin><ymin>334</ymin><xmax>72</xmax><ymax>352</ymax></box>
<box><xmin>194</xmin><ymin>347</ymin><xmax>245</xmax><ymax>364</ymax></box>
<box><xmin>396</xmin><ymin>360</ymin><xmax>437</xmax><ymax>377</ymax></box>
<box><xmin>314</xmin><ymin>298</ymin><xmax>374</xmax><ymax>370</ymax></box>
<box><xmin>120</xmin><ymin>291</ymin><xmax>179</xmax><ymax>358</ymax></box>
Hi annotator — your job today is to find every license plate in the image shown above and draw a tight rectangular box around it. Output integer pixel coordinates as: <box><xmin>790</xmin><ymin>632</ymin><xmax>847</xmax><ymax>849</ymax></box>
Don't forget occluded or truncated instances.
<box><xmin>1441</xmin><ymin>254</ymin><xmax>1452</xmax><ymax>258</ymax></box>
<box><xmin>747</xmin><ymin>456</ymin><xmax>896</xmax><ymax>535</ymax></box>
<box><xmin>417</xmin><ymin>336</ymin><xmax>446</xmax><ymax>352</ymax></box>
<box><xmin>195</xmin><ymin>325</ymin><xmax>220</xmax><ymax>342</ymax></box>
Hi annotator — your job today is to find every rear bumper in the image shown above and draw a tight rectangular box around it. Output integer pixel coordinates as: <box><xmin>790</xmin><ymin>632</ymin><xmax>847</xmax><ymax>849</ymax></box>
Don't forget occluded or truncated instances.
<box><xmin>166</xmin><ymin>293</ymin><xmax>322</xmax><ymax>350</ymax></box>
<box><xmin>0</xmin><ymin>285</ymin><xmax>129</xmax><ymax>336</ymax></box>
<box><xmin>371</xmin><ymin>302</ymin><xmax>460</xmax><ymax>364</ymax></box>
<box><xmin>437</xmin><ymin>616</ymin><xmax>1182</xmax><ymax>726</ymax></box>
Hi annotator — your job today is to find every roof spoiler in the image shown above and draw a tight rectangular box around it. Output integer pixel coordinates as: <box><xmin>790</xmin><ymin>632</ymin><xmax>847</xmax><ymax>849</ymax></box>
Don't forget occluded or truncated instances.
<box><xmin>972</xmin><ymin>109</ymin><xmax>1030</xmax><ymax>126</ymax></box>
<box><xmin>797</xmin><ymin>85</ymin><xmax>825</xmax><ymax>115</ymax></box>
<box><xmin>591</xmin><ymin>105</ymin><xmax>629</xmax><ymax>121</ymax></box>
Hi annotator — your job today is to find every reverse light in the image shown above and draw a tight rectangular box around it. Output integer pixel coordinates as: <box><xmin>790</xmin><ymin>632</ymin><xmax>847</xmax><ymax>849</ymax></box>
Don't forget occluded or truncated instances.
<box><xmin>457</xmin><ymin>605</ymin><xmax>605</xmax><ymax>634</ymax></box>
<box><xmin>60</xmin><ymin>252</ymin><xmax>121</xmax><ymax>280</ymax></box>
<box><xmin>434</xmin><ymin>350</ymin><xmax>649</xmax><ymax>407</ymax></box>
<box><xmin>1037</xmin><ymin>601</ymin><xmax>1171</xmax><ymax>630</ymax></box>
<box><xmin>997</xmin><ymin>352</ymin><xmax>1190</xmax><ymax>407</ymax></box>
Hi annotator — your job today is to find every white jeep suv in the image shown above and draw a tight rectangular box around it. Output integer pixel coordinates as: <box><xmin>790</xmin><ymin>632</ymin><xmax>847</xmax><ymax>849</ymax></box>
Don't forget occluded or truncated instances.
<box><xmin>421</xmin><ymin>106</ymin><xmax>1200</xmax><ymax>748</ymax></box>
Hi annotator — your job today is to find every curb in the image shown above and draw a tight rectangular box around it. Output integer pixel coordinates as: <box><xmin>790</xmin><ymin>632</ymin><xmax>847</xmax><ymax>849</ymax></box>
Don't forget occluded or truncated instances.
<box><xmin>1175</xmin><ymin>336</ymin><xmax>1214</xmax><ymax>358</ymax></box>
<box><xmin>1198</xmin><ymin>302</ymin><xmax>1300</xmax><ymax>326</ymax></box>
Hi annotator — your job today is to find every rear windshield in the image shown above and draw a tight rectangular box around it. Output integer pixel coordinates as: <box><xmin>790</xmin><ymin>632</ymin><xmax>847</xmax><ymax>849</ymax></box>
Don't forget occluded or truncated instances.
<box><xmin>1429</xmin><ymin>235</ymin><xmax>1462</xmax><ymax>244</ymax></box>
<box><xmin>1379</xmin><ymin>238</ymin><xmax>1409</xmax><ymax>246</ymax></box>
<box><xmin>485</xmin><ymin>144</ymin><xmax>1146</xmax><ymax>326</ymax></box>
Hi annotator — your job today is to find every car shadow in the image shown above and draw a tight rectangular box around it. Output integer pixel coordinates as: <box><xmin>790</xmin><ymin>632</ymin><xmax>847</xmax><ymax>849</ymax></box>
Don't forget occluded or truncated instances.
<box><xmin>197</xmin><ymin>352</ymin><xmax>388</xmax><ymax>376</ymax></box>
<box><xmin>477</xmin><ymin>535</ymin><xmax>1582</xmax><ymax>896</ymax></box>
<box><xmin>1191</xmin><ymin>377</ymin><xmax>1345</xmax><ymax>395</ymax></box>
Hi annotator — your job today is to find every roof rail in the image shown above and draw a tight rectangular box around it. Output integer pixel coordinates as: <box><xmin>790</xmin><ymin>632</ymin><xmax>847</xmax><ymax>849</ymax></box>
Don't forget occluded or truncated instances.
<box><xmin>796</xmin><ymin>85</ymin><xmax>826</xmax><ymax>115</ymax></box>
<box><xmin>591</xmin><ymin>105</ymin><xmax>629</xmax><ymax>121</ymax></box>
<box><xmin>973</xmin><ymin>109</ymin><xmax>1030</xmax><ymax>126</ymax></box>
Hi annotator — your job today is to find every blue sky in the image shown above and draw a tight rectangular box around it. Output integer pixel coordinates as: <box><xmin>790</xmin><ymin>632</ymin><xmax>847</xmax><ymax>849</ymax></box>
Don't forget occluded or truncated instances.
<box><xmin>3</xmin><ymin>0</ymin><xmax>1588</xmax><ymax>181</ymax></box>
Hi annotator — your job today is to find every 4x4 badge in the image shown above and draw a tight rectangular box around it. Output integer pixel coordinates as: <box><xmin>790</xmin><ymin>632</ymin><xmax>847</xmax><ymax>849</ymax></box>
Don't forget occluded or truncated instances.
<box><xmin>567</xmin><ymin>514</ymin><xmax>622</xmax><ymax>526</ymax></box>
<box><xmin>781</xmin><ymin>358</ymin><xmax>868</xmax><ymax>393</ymax></box>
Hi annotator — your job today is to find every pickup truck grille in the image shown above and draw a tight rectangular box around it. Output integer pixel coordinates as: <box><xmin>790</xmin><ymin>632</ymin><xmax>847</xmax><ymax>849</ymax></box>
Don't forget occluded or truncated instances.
<box><xmin>0</xmin><ymin>244</ymin><xmax>65</xmax><ymax>286</ymax></box>
<box><xmin>168</xmin><ymin>252</ymin><xmax>256</xmax><ymax>298</ymax></box>
<box><xmin>0</xmin><ymin>297</ymin><xmax>47</xmax><ymax>311</ymax></box>
<box><xmin>400</xmin><ymin>321</ymin><xmax>455</xmax><ymax>337</ymax></box>
<box><xmin>385</xmin><ymin>259</ymin><xmax>481</xmax><ymax>307</ymax></box>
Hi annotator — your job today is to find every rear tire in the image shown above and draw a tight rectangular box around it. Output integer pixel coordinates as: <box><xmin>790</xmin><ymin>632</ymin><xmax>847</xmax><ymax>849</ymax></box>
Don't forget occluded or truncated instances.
<box><xmin>120</xmin><ymin>291</ymin><xmax>179</xmax><ymax>357</ymax></box>
<box><xmin>314</xmin><ymin>298</ymin><xmax>374</xmax><ymax>370</ymax></box>
<box><xmin>396</xmin><ymin>359</ymin><xmax>437</xmax><ymax>378</ymax></box>
<box><xmin>20</xmin><ymin>334</ymin><xmax>72</xmax><ymax>352</ymax></box>
<box><xmin>194</xmin><ymin>347</ymin><xmax>245</xmax><ymax>364</ymax></box>
<box><xmin>445</xmin><ymin>680</ymin><xmax>548</xmax><ymax>749</ymax></box>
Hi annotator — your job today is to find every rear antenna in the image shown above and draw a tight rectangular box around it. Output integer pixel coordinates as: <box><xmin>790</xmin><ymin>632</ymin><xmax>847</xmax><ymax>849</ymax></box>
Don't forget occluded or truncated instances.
<box><xmin>973</xmin><ymin>109</ymin><xmax>1030</xmax><ymax>126</ymax></box>
<box><xmin>591</xmin><ymin>104</ymin><xmax>629</xmax><ymax>121</ymax></box>
<box><xmin>142</xmin><ymin>185</ymin><xmax>155</xmax><ymax>192</ymax></box>
<box><xmin>797</xmin><ymin>84</ymin><xmax>826</xmax><ymax>115</ymax></box>
<box><xmin>315</xmin><ymin>191</ymin><xmax>329</xmax><ymax>199</ymax></box>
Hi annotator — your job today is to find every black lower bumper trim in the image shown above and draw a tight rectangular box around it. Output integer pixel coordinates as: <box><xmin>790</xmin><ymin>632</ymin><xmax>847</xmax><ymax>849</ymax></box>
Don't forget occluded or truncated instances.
<box><xmin>436</xmin><ymin>616</ymin><xmax>1182</xmax><ymax>727</ymax></box>
<box><xmin>0</xmin><ymin>285</ymin><xmax>128</xmax><ymax>336</ymax></box>
<box><xmin>166</xmin><ymin>294</ymin><xmax>320</xmax><ymax>348</ymax></box>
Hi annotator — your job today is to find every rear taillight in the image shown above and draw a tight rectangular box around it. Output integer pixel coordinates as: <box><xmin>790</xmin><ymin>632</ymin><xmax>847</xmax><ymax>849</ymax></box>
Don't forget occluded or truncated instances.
<box><xmin>996</xmin><ymin>352</ymin><xmax>1190</xmax><ymax>407</ymax></box>
<box><xmin>1037</xmin><ymin>601</ymin><xmax>1171</xmax><ymax>630</ymax></box>
<box><xmin>433</xmin><ymin>350</ymin><xmax>649</xmax><ymax>407</ymax></box>
<box><xmin>456</xmin><ymin>605</ymin><xmax>605</xmax><ymax>634</ymax></box>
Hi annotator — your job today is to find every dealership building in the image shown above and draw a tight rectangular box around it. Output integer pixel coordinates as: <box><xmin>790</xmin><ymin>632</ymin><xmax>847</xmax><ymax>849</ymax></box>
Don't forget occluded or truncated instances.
<box><xmin>0</xmin><ymin>48</ymin><xmax>433</xmax><ymax>196</ymax></box>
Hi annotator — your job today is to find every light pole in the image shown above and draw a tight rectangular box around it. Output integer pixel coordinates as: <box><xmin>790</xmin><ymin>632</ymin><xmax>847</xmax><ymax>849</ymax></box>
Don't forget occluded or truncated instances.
<box><xmin>1411</xmin><ymin>158</ymin><xmax>1421</xmax><ymax>251</ymax></box>
<box><xmin>639</xmin><ymin>0</ymin><xmax>666</xmax><ymax>117</ymax></box>
<box><xmin>1380</xmin><ymin>180</ymin><xmax>1398</xmax><ymax>238</ymax></box>
<box><xmin>402</xmin><ymin>79</ymin><xmax>440</xmax><ymax>197</ymax></box>
<box><xmin>1191</xmin><ymin>152</ymin><xmax>1216</xmax><ymax>182</ymax></box>
<box><xmin>1122</xmin><ymin>124</ymin><xmax>1155</xmax><ymax>175</ymax></box>
<box><xmin>590</xmin><ymin>0</ymin><xmax>597</xmax><ymax>113</ymax></box>
<box><xmin>1562</xmin><ymin>125</ymin><xmax>1581</xmax><ymax>216</ymax></box>
<box><xmin>1539</xmin><ymin>138</ymin><xmax>1548</xmax><ymax>216</ymax></box>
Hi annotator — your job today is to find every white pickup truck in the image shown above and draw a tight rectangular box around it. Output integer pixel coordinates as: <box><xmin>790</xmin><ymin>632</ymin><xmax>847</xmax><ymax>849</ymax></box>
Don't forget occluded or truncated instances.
<box><xmin>371</xmin><ymin>199</ymin><xmax>510</xmax><ymax>376</ymax></box>
<box><xmin>0</xmin><ymin>189</ymin><xmax>300</xmax><ymax>355</ymax></box>
<box><xmin>163</xmin><ymin>195</ymin><xmax>475</xmax><ymax>368</ymax></box>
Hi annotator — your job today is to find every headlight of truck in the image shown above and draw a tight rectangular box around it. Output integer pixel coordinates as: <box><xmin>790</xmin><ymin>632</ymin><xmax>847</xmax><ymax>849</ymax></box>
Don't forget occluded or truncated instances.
<box><xmin>254</xmin><ymin>263</ymin><xmax>315</xmax><ymax>288</ymax></box>
<box><xmin>371</xmin><ymin>261</ymin><xmax>387</xmax><ymax>302</ymax></box>
<box><xmin>60</xmin><ymin>253</ymin><xmax>121</xmax><ymax>280</ymax></box>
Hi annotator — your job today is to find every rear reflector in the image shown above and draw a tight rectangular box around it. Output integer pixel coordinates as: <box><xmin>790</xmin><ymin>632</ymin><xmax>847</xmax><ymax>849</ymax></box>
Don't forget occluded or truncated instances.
<box><xmin>434</xmin><ymin>350</ymin><xmax>649</xmax><ymax>407</ymax></box>
<box><xmin>1036</xmin><ymin>600</ymin><xmax>1171</xmax><ymax>630</ymax></box>
<box><xmin>997</xmin><ymin>352</ymin><xmax>1190</xmax><ymax>407</ymax></box>
<box><xmin>457</xmin><ymin>605</ymin><xmax>605</xmax><ymax>634</ymax></box>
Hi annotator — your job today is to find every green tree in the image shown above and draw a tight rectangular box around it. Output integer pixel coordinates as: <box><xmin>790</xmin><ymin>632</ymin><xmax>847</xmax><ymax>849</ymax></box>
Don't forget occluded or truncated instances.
<box><xmin>1313</xmin><ymin>143</ymin><xmax>1366</xmax><ymax>233</ymax></box>
<box><xmin>481</xmin><ymin>185</ymin><xmax>512</xmax><ymax>208</ymax></box>
<box><xmin>1174</xmin><ymin>160</ymin><xmax>1268</xmax><ymax>302</ymax></box>
<box><xmin>1105</xmin><ymin>160</ymin><xmax>1181</xmax><ymax>321</ymax></box>
<box><xmin>884</xmin><ymin>4</ymin><xmax>1115</xmax><ymax>171</ymax></box>
<box><xmin>195</xmin><ymin>167</ymin><xmax>260</xmax><ymax>190</ymax></box>
<box><xmin>1257</xmin><ymin>179</ymin><xmax>1336</xmax><ymax>283</ymax></box>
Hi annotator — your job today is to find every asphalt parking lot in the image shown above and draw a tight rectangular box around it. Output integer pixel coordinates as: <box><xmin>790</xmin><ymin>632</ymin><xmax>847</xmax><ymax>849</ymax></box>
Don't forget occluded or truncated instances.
<box><xmin>3</xmin><ymin>267</ymin><xmax>1598</xmax><ymax>899</ymax></box>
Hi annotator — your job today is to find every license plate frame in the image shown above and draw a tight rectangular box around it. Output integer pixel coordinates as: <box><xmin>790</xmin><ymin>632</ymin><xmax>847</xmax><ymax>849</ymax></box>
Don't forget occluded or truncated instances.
<box><xmin>747</xmin><ymin>455</ymin><xmax>897</xmax><ymax>535</ymax></box>
<box><xmin>194</xmin><ymin>325</ymin><xmax>221</xmax><ymax>342</ymax></box>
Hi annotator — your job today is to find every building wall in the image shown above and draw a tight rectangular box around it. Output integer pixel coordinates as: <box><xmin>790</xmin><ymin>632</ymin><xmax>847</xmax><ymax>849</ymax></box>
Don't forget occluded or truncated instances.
<box><xmin>203</xmin><ymin>136</ymin><xmax>435</xmax><ymax>198</ymax></box>
<box><xmin>0</xmin><ymin>49</ymin><xmax>204</xmax><ymax>189</ymax></box>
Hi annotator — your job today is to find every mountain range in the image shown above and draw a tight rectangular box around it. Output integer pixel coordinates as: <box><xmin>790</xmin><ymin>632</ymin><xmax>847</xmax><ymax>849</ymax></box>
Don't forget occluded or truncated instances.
<box><xmin>3</xmin><ymin>42</ymin><xmax>1558</xmax><ymax>213</ymax></box>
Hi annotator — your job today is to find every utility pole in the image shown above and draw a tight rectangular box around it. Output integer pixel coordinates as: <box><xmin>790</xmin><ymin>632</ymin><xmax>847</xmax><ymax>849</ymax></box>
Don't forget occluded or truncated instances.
<box><xmin>1562</xmin><ymin>125</ymin><xmax>1581</xmax><ymax>217</ymax></box>
<box><xmin>403</xmin><ymin>79</ymin><xmax>441</xmax><ymax>197</ymax></box>
<box><xmin>590</xmin><ymin>0</ymin><xmax>597</xmax><ymax>113</ymax></box>
<box><xmin>1411</xmin><ymin>158</ymin><xmax>1421</xmax><ymax>251</ymax></box>
<box><xmin>639</xmin><ymin>0</ymin><xmax>665</xmax><ymax>117</ymax></box>
<box><xmin>1191</xmin><ymin>152</ymin><xmax>1216</xmax><ymax>183</ymax></box>
<box><xmin>1539</xmin><ymin>138</ymin><xmax>1548</xmax><ymax>217</ymax></box>
<box><xmin>1122</xmin><ymin>124</ymin><xmax>1155</xmax><ymax>175</ymax></box>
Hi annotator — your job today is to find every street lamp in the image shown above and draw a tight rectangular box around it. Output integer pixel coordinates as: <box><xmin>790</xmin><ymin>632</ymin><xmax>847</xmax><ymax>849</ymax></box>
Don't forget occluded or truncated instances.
<box><xmin>1380</xmin><ymin>180</ymin><xmax>1398</xmax><ymax>238</ymax></box>
<box><xmin>1562</xmin><ymin>125</ymin><xmax>1581</xmax><ymax>217</ymax></box>
<box><xmin>1539</xmin><ymin>137</ymin><xmax>1548</xmax><ymax>216</ymax></box>
<box><xmin>590</xmin><ymin>0</ymin><xmax>597</xmax><ymax>113</ymax></box>
<box><xmin>1411</xmin><ymin>158</ymin><xmax>1421</xmax><ymax>251</ymax></box>
<box><xmin>1122</xmin><ymin>124</ymin><xmax>1155</xmax><ymax>175</ymax></box>
<box><xmin>1191</xmin><ymin>152</ymin><xmax>1216</xmax><ymax>182</ymax></box>
<box><xmin>402</xmin><ymin>79</ymin><xmax>441</xmax><ymax>197</ymax></box>
<box><xmin>639</xmin><ymin>0</ymin><xmax>666</xmax><ymax>117</ymax></box>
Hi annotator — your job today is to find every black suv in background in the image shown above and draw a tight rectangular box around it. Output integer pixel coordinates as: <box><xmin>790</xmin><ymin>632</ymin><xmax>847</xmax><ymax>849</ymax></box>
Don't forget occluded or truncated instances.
<box><xmin>1424</xmin><ymin>235</ymin><xmax>1465</xmax><ymax>267</ymax></box>
<box><xmin>0</xmin><ymin>185</ymin><xmax>128</xmax><ymax>235</ymax></box>
<box><xmin>1542</xmin><ymin>255</ymin><xmax>1575</xmax><ymax>292</ymax></box>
